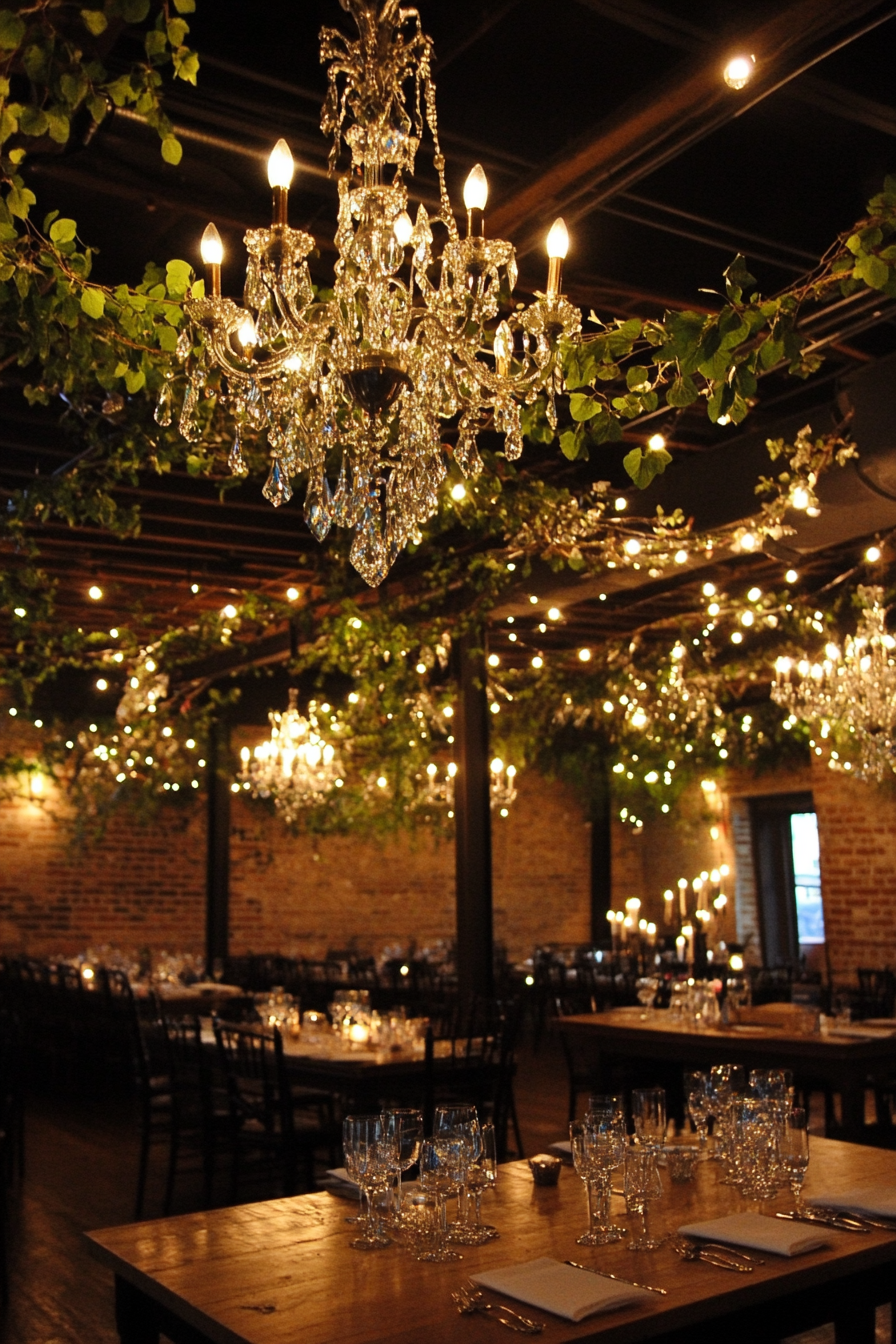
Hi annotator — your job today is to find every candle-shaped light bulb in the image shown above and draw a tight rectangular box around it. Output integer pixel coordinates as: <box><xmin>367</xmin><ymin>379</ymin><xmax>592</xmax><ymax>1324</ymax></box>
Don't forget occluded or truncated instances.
<box><xmin>545</xmin><ymin>217</ymin><xmax>568</xmax><ymax>296</ymax></box>
<box><xmin>393</xmin><ymin>209</ymin><xmax>413</xmax><ymax>247</ymax></box>
<box><xmin>267</xmin><ymin>138</ymin><xmax>294</xmax><ymax>189</ymax></box>
<box><xmin>238</xmin><ymin>314</ymin><xmax>257</xmax><ymax>348</ymax></box>
<box><xmin>200</xmin><ymin>222</ymin><xmax>223</xmax><ymax>296</ymax></box>
<box><xmin>493</xmin><ymin>320</ymin><xmax>513</xmax><ymax>376</ymax></box>
<box><xmin>464</xmin><ymin>164</ymin><xmax>488</xmax><ymax>236</ymax></box>
<box><xmin>267</xmin><ymin>138</ymin><xmax>294</xmax><ymax>227</ymax></box>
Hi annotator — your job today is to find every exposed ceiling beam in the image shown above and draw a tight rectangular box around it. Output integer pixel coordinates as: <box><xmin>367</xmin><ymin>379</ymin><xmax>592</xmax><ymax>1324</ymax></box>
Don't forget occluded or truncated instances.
<box><xmin>489</xmin><ymin>0</ymin><xmax>896</xmax><ymax>244</ymax></box>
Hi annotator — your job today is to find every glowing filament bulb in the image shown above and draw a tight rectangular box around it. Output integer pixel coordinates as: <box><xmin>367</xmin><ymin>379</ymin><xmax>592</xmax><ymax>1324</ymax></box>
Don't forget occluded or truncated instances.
<box><xmin>267</xmin><ymin>139</ymin><xmax>294</xmax><ymax>189</ymax></box>
<box><xmin>463</xmin><ymin>164</ymin><xmax>489</xmax><ymax>212</ymax></box>
<box><xmin>393</xmin><ymin>210</ymin><xmax>413</xmax><ymax>246</ymax></box>
<box><xmin>724</xmin><ymin>54</ymin><xmax>756</xmax><ymax>90</ymax></box>
<box><xmin>546</xmin><ymin>218</ymin><xmax>569</xmax><ymax>259</ymax></box>
<box><xmin>493</xmin><ymin>320</ymin><xmax>513</xmax><ymax>375</ymax></box>
<box><xmin>238</xmin><ymin>314</ymin><xmax>257</xmax><ymax>348</ymax></box>
<box><xmin>200</xmin><ymin>222</ymin><xmax>223</xmax><ymax>266</ymax></box>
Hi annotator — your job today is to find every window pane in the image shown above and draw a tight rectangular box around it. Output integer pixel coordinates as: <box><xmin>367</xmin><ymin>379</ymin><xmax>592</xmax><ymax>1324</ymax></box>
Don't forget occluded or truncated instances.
<box><xmin>790</xmin><ymin>811</ymin><xmax>824</xmax><ymax>944</ymax></box>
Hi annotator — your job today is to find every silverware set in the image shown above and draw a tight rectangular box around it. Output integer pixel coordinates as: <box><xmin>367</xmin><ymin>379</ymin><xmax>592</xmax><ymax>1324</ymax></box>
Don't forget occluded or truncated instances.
<box><xmin>667</xmin><ymin>1234</ymin><xmax>759</xmax><ymax>1271</ymax></box>
<box><xmin>452</xmin><ymin>1284</ymin><xmax>544</xmax><ymax>1334</ymax></box>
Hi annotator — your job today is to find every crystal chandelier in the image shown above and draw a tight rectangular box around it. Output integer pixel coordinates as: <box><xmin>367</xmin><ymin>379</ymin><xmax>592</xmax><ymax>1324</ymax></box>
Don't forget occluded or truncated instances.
<box><xmin>771</xmin><ymin>586</ymin><xmax>896</xmax><ymax>781</ymax></box>
<box><xmin>181</xmin><ymin>0</ymin><xmax>581</xmax><ymax>586</ymax></box>
<box><xmin>420</xmin><ymin>755</ymin><xmax>518</xmax><ymax>816</ymax></box>
<box><xmin>238</xmin><ymin>689</ymin><xmax>344</xmax><ymax>822</ymax></box>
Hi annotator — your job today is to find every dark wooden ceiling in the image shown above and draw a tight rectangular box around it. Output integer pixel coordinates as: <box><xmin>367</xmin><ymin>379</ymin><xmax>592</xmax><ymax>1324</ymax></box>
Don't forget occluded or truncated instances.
<box><xmin>2</xmin><ymin>0</ymin><xmax>896</xmax><ymax>659</ymax></box>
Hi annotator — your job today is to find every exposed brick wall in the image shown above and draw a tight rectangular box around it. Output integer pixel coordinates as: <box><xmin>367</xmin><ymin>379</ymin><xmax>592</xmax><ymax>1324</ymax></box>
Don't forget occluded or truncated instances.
<box><xmin>3</xmin><ymin>707</ymin><xmax>895</xmax><ymax>976</ymax></box>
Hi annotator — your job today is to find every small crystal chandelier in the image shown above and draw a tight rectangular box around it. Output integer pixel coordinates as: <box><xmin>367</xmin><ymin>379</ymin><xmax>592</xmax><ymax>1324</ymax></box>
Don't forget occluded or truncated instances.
<box><xmin>180</xmin><ymin>0</ymin><xmax>580</xmax><ymax>586</ymax></box>
<box><xmin>420</xmin><ymin>756</ymin><xmax>518</xmax><ymax>815</ymax></box>
<box><xmin>238</xmin><ymin>689</ymin><xmax>343</xmax><ymax>822</ymax></box>
<box><xmin>772</xmin><ymin>586</ymin><xmax>896</xmax><ymax>781</ymax></box>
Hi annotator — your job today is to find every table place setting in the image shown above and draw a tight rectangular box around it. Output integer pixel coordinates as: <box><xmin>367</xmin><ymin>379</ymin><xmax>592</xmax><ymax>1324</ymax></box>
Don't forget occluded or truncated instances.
<box><xmin>470</xmin><ymin>1257</ymin><xmax>655</xmax><ymax>1323</ymax></box>
<box><xmin>804</xmin><ymin>1186</ymin><xmax>896</xmax><ymax>1227</ymax></box>
<box><xmin>677</xmin><ymin>1211</ymin><xmax>829</xmax><ymax>1256</ymax></box>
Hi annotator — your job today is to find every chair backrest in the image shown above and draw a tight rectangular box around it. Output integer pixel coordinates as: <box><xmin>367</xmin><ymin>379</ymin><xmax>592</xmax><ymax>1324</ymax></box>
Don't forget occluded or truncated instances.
<box><xmin>213</xmin><ymin>1020</ymin><xmax>291</xmax><ymax>1136</ymax></box>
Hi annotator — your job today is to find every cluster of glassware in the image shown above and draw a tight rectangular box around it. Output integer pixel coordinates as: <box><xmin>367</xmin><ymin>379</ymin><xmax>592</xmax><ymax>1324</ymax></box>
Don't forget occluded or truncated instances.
<box><xmin>685</xmin><ymin>1065</ymin><xmax>810</xmax><ymax>1204</ymax></box>
<box><xmin>326</xmin><ymin>990</ymin><xmax>427</xmax><ymax>1050</ymax></box>
<box><xmin>666</xmin><ymin>978</ymin><xmax>722</xmax><ymax>1028</ymax></box>
<box><xmin>255</xmin><ymin>986</ymin><xmax>300</xmax><ymax>1035</ymax></box>
<box><xmin>342</xmin><ymin>1105</ymin><xmax>497</xmax><ymax>1258</ymax></box>
<box><xmin>570</xmin><ymin>1090</ymin><xmax>668</xmax><ymax>1251</ymax></box>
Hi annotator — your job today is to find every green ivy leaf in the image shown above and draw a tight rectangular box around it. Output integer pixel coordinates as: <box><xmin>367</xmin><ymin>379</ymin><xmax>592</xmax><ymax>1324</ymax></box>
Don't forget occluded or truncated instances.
<box><xmin>165</xmin><ymin>258</ymin><xmax>192</xmax><ymax>296</ymax></box>
<box><xmin>120</xmin><ymin>0</ymin><xmax>151</xmax><ymax>22</ymax></box>
<box><xmin>18</xmin><ymin>106</ymin><xmax>49</xmax><ymax>137</ymax></box>
<box><xmin>0</xmin><ymin>8</ymin><xmax>25</xmax><ymax>50</ymax></box>
<box><xmin>623</xmin><ymin>445</ymin><xmax>672</xmax><ymax>489</ymax></box>
<box><xmin>625</xmin><ymin>364</ymin><xmax>651</xmax><ymax>392</ymax></box>
<box><xmin>724</xmin><ymin>253</ymin><xmax>756</xmax><ymax>305</ymax></box>
<box><xmin>144</xmin><ymin>28</ymin><xmax>167</xmax><ymax>59</ymax></box>
<box><xmin>161</xmin><ymin>134</ymin><xmax>183</xmax><ymax>165</ymax></box>
<box><xmin>46</xmin><ymin>108</ymin><xmax>71</xmax><ymax>144</ymax></box>
<box><xmin>173</xmin><ymin>0</ymin><xmax>196</xmax><ymax>11</ymax></box>
<box><xmin>80</xmin><ymin>287</ymin><xmax>106</xmax><ymax>319</ymax></box>
<box><xmin>666</xmin><ymin>374</ymin><xmax>699</xmax><ymax>407</ymax></box>
<box><xmin>49</xmin><ymin>218</ymin><xmax>78</xmax><ymax>244</ymax></box>
<box><xmin>855</xmin><ymin>253</ymin><xmax>889</xmax><ymax>290</ymax></box>
<box><xmin>559</xmin><ymin>429</ymin><xmax>582</xmax><ymax>460</ymax></box>
<box><xmin>172</xmin><ymin>48</ymin><xmax>199</xmax><ymax>84</ymax></box>
<box><xmin>569</xmin><ymin>392</ymin><xmax>601</xmax><ymax>421</ymax></box>
<box><xmin>6</xmin><ymin>182</ymin><xmax>36</xmax><ymax>219</ymax></box>
<box><xmin>166</xmin><ymin>18</ymin><xmax>189</xmax><ymax>46</ymax></box>
<box><xmin>124</xmin><ymin>368</ymin><xmax>146</xmax><ymax>393</ymax></box>
<box><xmin>80</xmin><ymin>8</ymin><xmax>108</xmax><ymax>37</ymax></box>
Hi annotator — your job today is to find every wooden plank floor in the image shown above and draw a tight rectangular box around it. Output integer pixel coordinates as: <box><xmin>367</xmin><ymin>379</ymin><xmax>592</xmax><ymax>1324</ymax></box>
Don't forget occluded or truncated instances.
<box><xmin>2</xmin><ymin>1038</ymin><xmax>891</xmax><ymax>1344</ymax></box>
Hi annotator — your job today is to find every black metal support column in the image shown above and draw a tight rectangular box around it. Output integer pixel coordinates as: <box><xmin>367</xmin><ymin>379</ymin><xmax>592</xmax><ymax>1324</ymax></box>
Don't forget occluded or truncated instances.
<box><xmin>454</xmin><ymin>628</ymin><xmax>494</xmax><ymax>1001</ymax></box>
<box><xmin>590</xmin><ymin>763</ymin><xmax>612</xmax><ymax>943</ymax></box>
<box><xmin>205</xmin><ymin>717</ymin><xmax>231</xmax><ymax>972</ymax></box>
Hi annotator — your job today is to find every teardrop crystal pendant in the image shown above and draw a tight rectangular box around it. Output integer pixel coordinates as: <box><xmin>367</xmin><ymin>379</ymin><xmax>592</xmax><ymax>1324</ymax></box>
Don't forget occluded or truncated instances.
<box><xmin>175</xmin><ymin>327</ymin><xmax>192</xmax><ymax>361</ymax></box>
<box><xmin>154</xmin><ymin>380</ymin><xmax>173</xmax><ymax>427</ymax></box>
<box><xmin>178</xmin><ymin>383</ymin><xmax>202</xmax><ymax>443</ymax></box>
<box><xmin>304</xmin><ymin>469</ymin><xmax>333</xmax><ymax>542</ymax></box>
<box><xmin>350</xmin><ymin>511</ymin><xmax>388</xmax><ymax>587</ymax></box>
<box><xmin>228</xmin><ymin>431</ymin><xmax>248</xmax><ymax>477</ymax></box>
<box><xmin>262</xmin><ymin>456</ymin><xmax>293</xmax><ymax>507</ymax></box>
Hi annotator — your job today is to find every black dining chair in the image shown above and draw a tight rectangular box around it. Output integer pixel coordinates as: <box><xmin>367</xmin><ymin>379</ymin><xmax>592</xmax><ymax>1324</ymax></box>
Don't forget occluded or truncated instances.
<box><xmin>213</xmin><ymin>1019</ymin><xmax>335</xmax><ymax>1201</ymax></box>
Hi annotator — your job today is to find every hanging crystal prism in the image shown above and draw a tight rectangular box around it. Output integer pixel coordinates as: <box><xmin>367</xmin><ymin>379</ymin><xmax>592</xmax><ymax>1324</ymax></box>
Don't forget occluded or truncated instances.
<box><xmin>228</xmin><ymin>430</ymin><xmax>248</xmax><ymax>477</ymax></box>
<box><xmin>154</xmin><ymin>380</ymin><xmax>173</xmax><ymax>427</ymax></box>
<box><xmin>303</xmin><ymin>468</ymin><xmax>333</xmax><ymax>541</ymax></box>
<box><xmin>263</xmin><ymin>457</ymin><xmax>293</xmax><ymax>507</ymax></box>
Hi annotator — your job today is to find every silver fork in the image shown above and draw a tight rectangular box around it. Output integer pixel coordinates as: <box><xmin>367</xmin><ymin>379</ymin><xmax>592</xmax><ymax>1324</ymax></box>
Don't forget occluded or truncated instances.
<box><xmin>452</xmin><ymin>1285</ymin><xmax>544</xmax><ymax>1334</ymax></box>
<box><xmin>667</xmin><ymin>1236</ymin><xmax>753</xmax><ymax>1272</ymax></box>
<box><xmin>674</xmin><ymin>1235</ymin><xmax>765</xmax><ymax>1265</ymax></box>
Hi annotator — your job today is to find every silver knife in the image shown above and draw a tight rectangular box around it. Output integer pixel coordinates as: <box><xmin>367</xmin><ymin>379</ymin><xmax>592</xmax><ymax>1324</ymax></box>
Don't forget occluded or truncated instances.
<box><xmin>775</xmin><ymin>1210</ymin><xmax>868</xmax><ymax>1233</ymax></box>
<box><xmin>565</xmin><ymin>1260</ymin><xmax>668</xmax><ymax>1295</ymax></box>
<box><xmin>809</xmin><ymin>1207</ymin><xmax>896</xmax><ymax>1232</ymax></box>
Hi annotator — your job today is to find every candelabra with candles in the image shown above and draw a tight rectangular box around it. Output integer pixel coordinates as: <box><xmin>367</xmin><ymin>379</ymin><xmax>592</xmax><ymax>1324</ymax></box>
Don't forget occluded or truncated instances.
<box><xmin>418</xmin><ymin>755</ymin><xmax>518</xmax><ymax>816</ymax></box>
<box><xmin>662</xmin><ymin>867</ymin><xmax>731</xmax><ymax>968</ymax></box>
<box><xmin>177</xmin><ymin>0</ymin><xmax>582</xmax><ymax>586</ymax></box>
<box><xmin>772</xmin><ymin>585</ymin><xmax>896</xmax><ymax>781</ymax></box>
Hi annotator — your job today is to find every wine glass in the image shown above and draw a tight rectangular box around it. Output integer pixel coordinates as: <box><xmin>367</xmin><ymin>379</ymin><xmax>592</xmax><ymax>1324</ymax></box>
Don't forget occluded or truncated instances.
<box><xmin>417</xmin><ymin>1138</ymin><xmax>463</xmax><ymax>1262</ymax></box>
<box><xmin>584</xmin><ymin>1114</ymin><xmax>626</xmax><ymax>1244</ymax></box>
<box><xmin>684</xmin><ymin>1070</ymin><xmax>710</xmax><ymax>1154</ymax></box>
<box><xmin>434</xmin><ymin>1105</ymin><xmax>482</xmax><ymax>1243</ymax></box>
<box><xmin>342</xmin><ymin>1115</ymin><xmax>392</xmax><ymax>1251</ymax></box>
<box><xmin>624</xmin><ymin>1147</ymin><xmax>662</xmax><ymax>1250</ymax></box>
<box><xmin>381</xmin><ymin>1108</ymin><xmax>423</xmax><ymax>1220</ymax></box>
<box><xmin>780</xmin><ymin>1106</ymin><xmax>810</xmax><ymax>1209</ymax></box>
<box><xmin>464</xmin><ymin>1120</ymin><xmax>499</xmax><ymax>1240</ymax></box>
<box><xmin>632</xmin><ymin>1086</ymin><xmax>666</xmax><ymax>1150</ymax></box>
<box><xmin>636</xmin><ymin>976</ymin><xmax>659</xmax><ymax>1019</ymax></box>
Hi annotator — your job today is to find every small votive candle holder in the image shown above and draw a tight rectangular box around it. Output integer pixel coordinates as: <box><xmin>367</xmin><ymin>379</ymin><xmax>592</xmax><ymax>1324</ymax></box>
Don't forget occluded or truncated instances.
<box><xmin>528</xmin><ymin>1153</ymin><xmax>562</xmax><ymax>1186</ymax></box>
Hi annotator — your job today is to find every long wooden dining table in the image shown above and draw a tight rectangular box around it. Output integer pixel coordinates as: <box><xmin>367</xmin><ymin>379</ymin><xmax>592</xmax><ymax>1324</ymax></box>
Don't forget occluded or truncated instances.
<box><xmin>87</xmin><ymin>1135</ymin><xmax>895</xmax><ymax>1344</ymax></box>
<box><xmin>555</xmin><ymin>1007</ymin><xmax>896</xmax><ymax>1140</ymax></box>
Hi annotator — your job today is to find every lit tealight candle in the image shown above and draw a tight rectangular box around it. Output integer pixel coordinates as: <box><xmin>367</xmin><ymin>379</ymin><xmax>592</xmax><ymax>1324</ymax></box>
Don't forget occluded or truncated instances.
<box><xmin>348</xmin><ymin>1022</ymin><xmax>370</xmax><ymax>1045</ymax></box>
<box><xmin>200</xmin><ymin>222</ymin><xmax>223</xmax><ymax>297</ymax></box>
<box><xmin>545</xmin><ymin>217</ymin><xmax>569</xmax><ymax>298</ymax></box>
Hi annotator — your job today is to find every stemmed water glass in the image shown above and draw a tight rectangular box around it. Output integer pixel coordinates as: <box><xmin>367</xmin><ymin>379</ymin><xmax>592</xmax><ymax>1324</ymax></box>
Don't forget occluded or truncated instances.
<box><xmin>636</xmin><ymin>976</ymin><xmax>659</xmax><ymax>1019</ymax></box>
<box><xmin>684</xmin><ymin>1071</ymin><xmax>710</xmax><ymax>1154</ymax></box>
<box><xmin>464</xmin><ymin>1120</ymin><xmax>499</xmax><ymax>1240</ymax></box>
<box><xmin>632</xmin><ymin>1087</ymin><xmax>666</xmax><ymax>1150</ymax></box>
<box><xmin>624</xmin><ymin>1147</ymin><xmax>663</xmax><ymax>1250</ymax></box>
<box><xmin>342</xmin><ymin>1115</ymin><xmax>393</xmax><ymax>1251</ymax></box>
<box><xmin>779</xmin><ymin>1106</ymin><xmax>810</xmax><ymax>1209</ymax></box>
<box><xmin>381</xmin><ymin>1108</ymin><xmax>423</xmax><ymax>1221</ymax></box>
<box><xmin>570</xmin><ymin>1111</ymin><xmax>625</xmax><ymax>1246</ymax></box>
<box><xmin>434</xmin><ymin>1105</ymin><xmax>485</xmax><ymax>1245</ymax></box>
<box><xmin>417</xmin><ymin>1137</ymin><xmax>463</xmax><ymax>1262</ymax></box>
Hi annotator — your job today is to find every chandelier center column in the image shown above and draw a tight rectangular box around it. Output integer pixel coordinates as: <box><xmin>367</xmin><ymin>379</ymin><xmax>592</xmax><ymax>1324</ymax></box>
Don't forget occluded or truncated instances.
<box><xmin>454</xmin><ymin>628</ymin><xmax>494</xmax><ymax>1001</ymax></box>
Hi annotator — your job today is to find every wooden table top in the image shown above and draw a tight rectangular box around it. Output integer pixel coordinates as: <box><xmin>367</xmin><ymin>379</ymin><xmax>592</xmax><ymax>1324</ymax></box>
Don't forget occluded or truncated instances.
<box><xmin>86</xmin><ymin>1137</ymin><xmax>896</xmax><ymax>1344</ymax></box>
<box><xmin>556</xmin><ymin>1008</ymin><xmax>896</xmax><ymax>1062</ymax></box>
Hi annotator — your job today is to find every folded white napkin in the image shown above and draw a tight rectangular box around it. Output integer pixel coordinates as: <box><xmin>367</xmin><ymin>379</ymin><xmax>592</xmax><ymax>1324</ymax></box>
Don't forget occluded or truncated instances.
<box><xmin>548</xmin><ymin>1140</ymin><xmax>572</xmax><ymax>1160</ymax></box>
<box><xmin>678</xmin><ymin>1213</ymin><xmax>827</xmax><ymax>1257</ymax></box>
<box><xmin>807</xmin><ymin>1187</ymin><xmax>896</xmax><ymax>1220</ymax></box>
<box><xmin>471</xmin><ymin>1257</ymin><xmax>652</xmax><ymax>1322</ymax></box>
